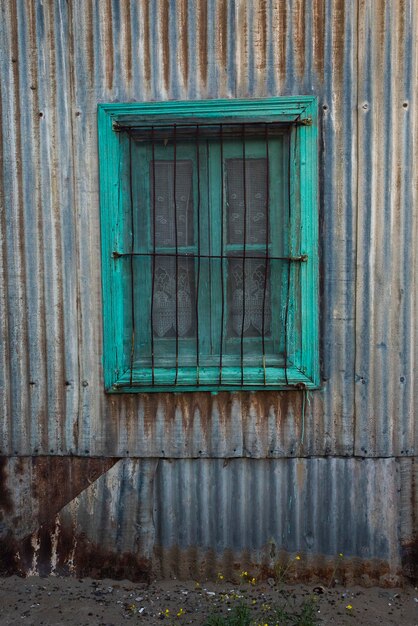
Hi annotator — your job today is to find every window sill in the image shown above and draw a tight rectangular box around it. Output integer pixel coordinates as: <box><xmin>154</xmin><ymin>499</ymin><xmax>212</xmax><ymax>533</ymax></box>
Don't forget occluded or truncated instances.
<box><xmin>107</xmin><ymin>366</ymin><xmax>319</xmax><ymax>393</ymax></box>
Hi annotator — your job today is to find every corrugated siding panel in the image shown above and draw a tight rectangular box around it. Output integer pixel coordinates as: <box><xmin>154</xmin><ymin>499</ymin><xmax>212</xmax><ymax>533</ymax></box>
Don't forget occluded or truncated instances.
<box><xmin>35</xmin><ymin>457</ymin><xmax>405</xmax><ymax>581</ymax></box>
<box><xmin>0</xmin><ymin>0</ymin><xmax>416</xmax><ymax>458</ymax></box>
<box><xmin>355</xmin><ymin>0</ymin><xmax>418</xmax><ymax>456</ymax></box>
<box><xmin>2</xmin><ymin>455</ymin><xmax>415</xmax><ymax>580</ymax></box>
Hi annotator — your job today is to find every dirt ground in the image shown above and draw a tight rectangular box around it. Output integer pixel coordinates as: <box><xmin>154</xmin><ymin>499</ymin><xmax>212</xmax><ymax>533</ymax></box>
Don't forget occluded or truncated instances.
<box><xmin>0</xmin><ymin>576</ymin><xmax>417</xmax><ymax>626</ymax></box>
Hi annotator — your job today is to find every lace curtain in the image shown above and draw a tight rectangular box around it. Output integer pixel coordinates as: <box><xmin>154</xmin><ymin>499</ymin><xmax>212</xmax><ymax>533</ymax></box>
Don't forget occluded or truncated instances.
<box><xmin>226</xmin><ymin>158</ymin><xmax>271</xmax><ymax>337</ymax></box>
<box><xmin>150</xmin><ymin>156</ymin><xmax>271</xmax><ymax>340</ymax></box>
<box><xmin>151</xmin><ymin>161</ymin><xmax>195</xmax><ymax>338</ymax></box>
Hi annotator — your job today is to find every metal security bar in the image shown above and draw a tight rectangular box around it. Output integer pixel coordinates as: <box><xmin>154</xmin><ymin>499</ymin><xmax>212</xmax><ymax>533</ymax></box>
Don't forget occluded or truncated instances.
<box><xmin>113</xmin><ymin>121</ymin><xmax>306</xmax><ymax>388</ymax></box>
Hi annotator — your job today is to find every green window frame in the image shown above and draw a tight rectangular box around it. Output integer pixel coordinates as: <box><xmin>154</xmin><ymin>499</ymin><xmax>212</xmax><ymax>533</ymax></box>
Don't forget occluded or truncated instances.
<box><xmin>98</xmin><ymin>97</ymin><xmax>319</xmax><ymax>392</ymax></box>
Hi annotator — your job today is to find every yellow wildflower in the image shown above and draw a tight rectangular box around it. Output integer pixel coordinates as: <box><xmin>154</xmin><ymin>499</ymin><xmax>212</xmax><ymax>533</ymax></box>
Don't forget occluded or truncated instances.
<box><xmin>295</xmin><ymin>555</ymin><xmax>301</xmax><ymax>561</ymax></box>
<box><xmin>346</xmin><ymin>604</ymin><xmax>353</xmax><ymax>610</ymax></box>
<box><xmin>217</xmin><ymin>572</ymin><xmax>224</xmax><ymax>581</ymax></box>
<box><xmin>177</xmin><ymin>608</ymin><xmax>185</xmax><ymax>617</ymax></box>
<box><xmin>339</xmin><ymin>552</ymin><xmax>344</xmax><ymax>557</ymax></box>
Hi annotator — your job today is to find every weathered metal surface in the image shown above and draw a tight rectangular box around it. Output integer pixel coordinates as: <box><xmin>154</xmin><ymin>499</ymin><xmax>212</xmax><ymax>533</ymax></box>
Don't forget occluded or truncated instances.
<box><xmin>0</xmin><ymin>456</ymin><xmax>117</xmax><ymax>540</ymax></box>
<box><xmin>354</xmin><ymin>0</ymin><xmax>418</xmax><ymax>457</ymax></box>
<box><xmin>1</xmin><ymin>456</ymin><xmax>416</xmax><ymax>584</ymax></box>
<box><xmin>0</xmin><ymin>0</ymin><xmax>415</xmax><ymax>459</ymax></box>
<box><xmin>0</xmin><ymin>0</ymin><xmax>417</xmax><ymax>582</ymax></box>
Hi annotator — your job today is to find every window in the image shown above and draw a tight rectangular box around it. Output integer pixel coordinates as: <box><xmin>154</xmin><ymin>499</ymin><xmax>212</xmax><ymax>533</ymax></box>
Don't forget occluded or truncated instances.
<box><xmin>98</xmin><ymin>98</ymin><xmax>319</xmax><ymax>392</ymax></box>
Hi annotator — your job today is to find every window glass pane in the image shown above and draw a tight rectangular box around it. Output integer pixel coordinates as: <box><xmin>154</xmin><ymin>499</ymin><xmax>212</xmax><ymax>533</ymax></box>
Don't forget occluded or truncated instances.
<box><xmin>151</xmin><ymin>160</ymin><xmax>194</xmax><ymax>247</ymax></box>
<box><xmin>152</xmin><ymin>256</ymin><xmax>196</xmax><ymax>338</ymax></box>
<box><xmin>226</xmin><ymin>158</ymin><xmax>268</xmax><ymax>244</ymax></box>
<box><xmin>227</xmin><ymin>258</ymin><xmax>271</xmax><ymax>338</ymax></box>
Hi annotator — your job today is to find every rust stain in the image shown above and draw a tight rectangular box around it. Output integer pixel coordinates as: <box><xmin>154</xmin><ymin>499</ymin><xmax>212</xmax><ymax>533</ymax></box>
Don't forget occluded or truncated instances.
<box><xmin>312</xmin><ymin>0</ymin><xmax>325</xmax><ymax>77</ymax></box>
<box><xmin>0</xmin><ymin>534</ymin><xmax>23</xmax><ymax>576</ymax></box>
<box><xmin>31</xmin><ymin>457</ymin><xmax>118</xmax><ymax>526</ymax></box>
<box><xmin>332</xmin><ymin>0</ymin><xmax>346</xmax><ymax>89</ymax></box>
<box><xmin>0</xmin><ymin>522</ymin><xmax>151</xmax><ymax>581</ymax></box>
<box><xmin>154</xmin><ymin>546</ymin><xmax>401</xmax><ymax>587</ymax></box>
<box><xmin>136</xmin><ymin>390</ymin><xmax>308</xmax><ymax>456</ymax></box>
<box><xmin>274</xmin><ymin>0</ymin><xmax>287</xmax><ymax>86</ymax></box>
<box><xmin>239</xmin><ymin>0</ymin><xmax>248</xmax><ymax>94</ymax></box>
<box><xmin>122</xmin><ymin>0</ymin><xmax>132</xmax><ymax>85</ymax></box>
<box><xmin>198</xmin><ymin>0</ymin><xmax>208</xmax><ymax>87</ymax></box>
<box><xmin>161</xmin><ymin>0</ymin><xmax>170</xmax><ymax>93</ymax></box>
<box><xmin>402</xmin><ymin>459</ymin><xmax>418</xmax><ymax>583</ymax></box>
<box><xmin>375</xmin><ymin>0</ymin><xmax>387</xmax><ymax>52</ymax></box>
<box><xmin>141</xmin><ymin>394</ymin><xmax>158</xmax><ymax>441</ymax></box>
<box><xmin>397</xmin><ymin>0</ymin><xmax>405</xmax><ymax>91</ymax></box>
<box><xmin>292</xmin><ymin>0</ymin><xmax>306</xmax><ymax>78</ymax></box>
<box><xmin>105</xmin><ymin>0</ymin><xmax>114</xmax><ymax>90</ymax></box>
<box><xmin>142</xmin><ymin>0</ymin><xmax>151</xmax><ymax>87</ymax></box>
<box><xmin>52</xmin><ymin>523</ymin><xmax>152</xmax><ymax>582</ymax></box>
<box><xmin>0</xmin><ymin>509</ymin><xmax>405</xmax><ymax>585</ymax></box>
<box><xmin>255</xmin><ymin>0</ymin><xmax>267</xmax><ymax>72</ymax></box>
<box><xmin>178</xmin><ymin>0</ymin><xmax>189</xmax><ymax>87</ymax></box>
<box><xmin>72</xmin><ymin>416</ymin><xmax>79</xmax><ymax>444</ymax></box>
<box><xmin>0</xmin><ymin>458</ymin><xmax>13</xmax><ymax>516</ymax></box>
<box><xmin>296</xmin><ymin>460</ymin><xmax>305</xmax><ymax>490</ymax></box>
<box><xmin>217</xmin><ymin>0</ymin><xmax>228</xmax><ymax>71</ymax></box>
<box><xmin>84</xmin><ymin>0</ymin><xmax>94</xmax><ymax>82</ymax></box>
<box><xmin>105</xmin><ymin>396</ymin><xmax>123</xmax><ymax>455</ymax></box>
<box><xmin>259</xmin><ymin>553</ymin><xmax>397</xmax><ymax>586</ymax></box>
<box><xmin>401</xmin><ymin>536</ymin><xmax>418</xmax><ymax>584</ymax></box>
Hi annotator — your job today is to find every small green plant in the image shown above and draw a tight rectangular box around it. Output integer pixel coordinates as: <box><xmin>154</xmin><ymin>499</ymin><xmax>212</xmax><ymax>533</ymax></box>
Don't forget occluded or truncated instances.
<box><xmin>204</xmin><ymin>598</ymin><xmax>319</xmax><ymax>626</ymax></box>
<box><xmin>295</xmin><ymin>598</ymin><xmax>318</xmax><ymax>626</ymax></box>
<box><xmin>328</xmin><ymin>552</ymin><xmax>344</xmax><ymax>588</ymax></box>
<box><xmin>273</xmin><ymin>598</ymin><xmax>318</xmax><ymax>626</ymax></box>
<box><xmin>273</xmin><ymin>554</ymin><xmax>302</xmax><ymax>585</ymax></box>
<box><xmin>204</xmin><ymin>603</ymin><xmax>252</xmax><ymax>626</ymax></box>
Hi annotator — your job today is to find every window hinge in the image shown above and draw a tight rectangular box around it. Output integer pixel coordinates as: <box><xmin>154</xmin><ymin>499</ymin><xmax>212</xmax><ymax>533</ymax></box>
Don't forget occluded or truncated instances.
<box><xmin>112</xmin><ymin>121</ymin><xmax>122</xmax><ymax>132</ymax></box>
<box><xmin>296</xmin><ymin>117</ymin><xmax>312</xmax><ymax>126</ymax></box>
<box><xmin>290</xmin><ymin>254</ymin><xmax>308</xmax><ymax>262</ymax></box>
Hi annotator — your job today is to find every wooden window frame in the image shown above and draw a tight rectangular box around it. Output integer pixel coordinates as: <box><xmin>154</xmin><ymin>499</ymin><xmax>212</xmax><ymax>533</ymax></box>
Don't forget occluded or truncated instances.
<box><xmin>98</xmin><ymin>97</ymin><xmax>319</xmax><ymax>392</ymax></box>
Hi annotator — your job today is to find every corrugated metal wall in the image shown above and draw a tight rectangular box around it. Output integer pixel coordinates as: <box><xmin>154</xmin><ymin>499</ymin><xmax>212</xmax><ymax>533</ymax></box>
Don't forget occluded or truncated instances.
<box><xmin>0</xmin><ymin>0</ymin><xmax>417</xmax><ymax>580</ymax></box>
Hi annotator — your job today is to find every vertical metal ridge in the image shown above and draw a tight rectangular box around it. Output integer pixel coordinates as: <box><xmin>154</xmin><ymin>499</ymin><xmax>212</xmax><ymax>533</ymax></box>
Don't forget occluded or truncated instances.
<box><xmin>65</xmin><ymin>0</ymin><xmax>91</xmax><ymax>454</ymax></box>
<box><xmin>292</xmin><ymin>0</ymin><xmax>306</xmax><ymax>80</ymax></box>
<box><xmin>2</xmin><ymin>1</ymin><xmax>30</xmax><ymax>453</ymax></box>
<box><xmin>69</xmin><ymin>0</ymin><xmax>103</xmax><ymax>454</ymax></box>
<box><xmin>235</xmin><ymin>0</ymin><xmax>248</xmax><ymax>97</ymax></box>
<box><xmin>306</xmin><ymin>0</ymin><xmax>357</xmax><ymax>456</ymax></box>
<box><xmin>0</xmin><ymin>0</ymin><xmax>416</xmax><ymax>460</ymax></box>
<box><xmin>38</xmin><ymin>0</ymin><xmax>68</xmax><ymax>453</ymax></box>
<box><xmin>17</xmin><ymin>0</ymin><xmax>48</xmax><ymax>454</ymax></box>
<box><xmin>0</xmin><ymin>12</ymin><xmax>11</xmax><ymax>450</ymax></box>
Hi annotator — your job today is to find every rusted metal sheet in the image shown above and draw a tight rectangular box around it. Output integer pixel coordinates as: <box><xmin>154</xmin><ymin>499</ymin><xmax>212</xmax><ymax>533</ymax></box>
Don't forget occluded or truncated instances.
<box><xmin>0</xmin><ymin>456</ymin><xmax>117</xmax><ymax>540</ymax></box>
<box><xmin>1</xmin><ymin>456</ymin><xmax>416</xmax><ymax>584</ymax></box>
<box><xmin>0</xmin><ymin>0</ymin><xmax>417</xmax><ymax>582</ymax></box>
<box><xmin>1</xmin><ymin>0</ymin><xmax>415</xmax><ymax>458</ymax></box>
